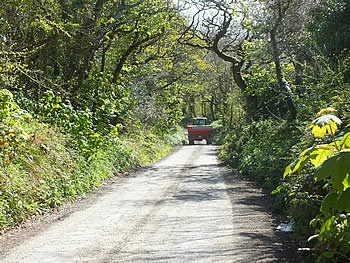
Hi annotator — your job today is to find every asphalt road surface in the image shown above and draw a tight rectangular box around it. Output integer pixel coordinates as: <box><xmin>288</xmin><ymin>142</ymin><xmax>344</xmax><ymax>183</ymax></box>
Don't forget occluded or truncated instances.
<box><xmin>0</xmin><ymin>145</ymin><xmax>294</xmax><ymax>262</ymax></box>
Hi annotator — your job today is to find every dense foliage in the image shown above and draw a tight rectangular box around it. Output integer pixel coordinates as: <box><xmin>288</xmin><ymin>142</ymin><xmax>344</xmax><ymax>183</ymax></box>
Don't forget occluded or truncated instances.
<box><xmin>283</xmin><ymin>110</ymin><xmax>350</xmax><ymax>261</ymax></box>
<box><xmin>0</xmin><ymin>89</ymin><xmax>185</xmax><ymax>232</ymax></box>
<box><xmin>0</xmin><ymin>0</ymin><xmax>349</xmax><ymax>261</ymax></box>
<box><xmin>203</xmin><ymin>0</ymin><xmax>350</xmax><ymax>261</ymax></box>
<box><xmin>0</xmin><ymin>0</ymin><xmax>194</xmax><ymax>232</ymax></box>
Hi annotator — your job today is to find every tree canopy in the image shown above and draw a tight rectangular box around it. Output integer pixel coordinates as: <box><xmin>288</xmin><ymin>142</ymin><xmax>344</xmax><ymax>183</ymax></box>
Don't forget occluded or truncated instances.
<box><xmin>1</xmin><ymin>0</ymin><xmax>350</xmax><ymax>261</ymax></box>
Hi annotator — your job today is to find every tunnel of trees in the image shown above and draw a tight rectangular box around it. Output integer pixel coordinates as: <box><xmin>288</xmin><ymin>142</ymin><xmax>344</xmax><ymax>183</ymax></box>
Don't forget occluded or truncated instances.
<box><xmin>0</xmin><ymin>0</ymin><xmax>349</xmax><ymax>261</ymax></box>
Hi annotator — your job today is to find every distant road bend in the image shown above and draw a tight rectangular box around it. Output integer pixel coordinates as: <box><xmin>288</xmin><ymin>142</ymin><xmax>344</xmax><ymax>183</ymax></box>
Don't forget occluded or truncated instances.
<box><xmin>1</xmin><ymin>145</ymin><xmax>292</xmax><ymax>262</ymax></box>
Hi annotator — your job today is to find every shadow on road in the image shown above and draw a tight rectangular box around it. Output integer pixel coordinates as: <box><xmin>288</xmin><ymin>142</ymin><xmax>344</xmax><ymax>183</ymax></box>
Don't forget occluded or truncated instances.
<box><xmin>0</xmin><ymin>144</ymin><xmax>298</xmax><ymax>263</ymax></box>
<box><xmin>222</xmin><ymin>171</ymin><xmax>298</xmax><ymax>263</ymax></box>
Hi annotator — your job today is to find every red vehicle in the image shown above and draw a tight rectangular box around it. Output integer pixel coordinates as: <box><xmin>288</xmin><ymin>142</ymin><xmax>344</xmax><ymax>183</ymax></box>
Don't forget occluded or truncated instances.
<box><xmin>187</xmin><ymin>117</ymin><xmax>213</xmax><ymax>145</ymax></box>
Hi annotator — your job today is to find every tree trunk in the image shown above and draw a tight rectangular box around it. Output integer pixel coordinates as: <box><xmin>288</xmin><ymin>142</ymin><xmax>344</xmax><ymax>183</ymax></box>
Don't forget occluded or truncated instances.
<box><xmin>231</xmin><ymin>65</ymin><xmax>257</xmax><ymax>120</ymax></box>
<box><xmin>270</xmin><ymin>29</ymin><xmax>297</xmax><ymax>120</ymax></box>
<box><xmin>209</xmin><ymin>95</ymin><xmax>215</xmax><ymax>121</ymax></box>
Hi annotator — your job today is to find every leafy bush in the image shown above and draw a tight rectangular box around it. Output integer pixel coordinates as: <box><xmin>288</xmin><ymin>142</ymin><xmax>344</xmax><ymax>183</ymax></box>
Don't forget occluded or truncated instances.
<box><xmin>38</xmin><ymin>90</ymin><xmax>103</xmax><ymax>157</ymax></box>
<box><xmin>220</xmin><ymin>119</ymin><xmax>301</xmax><ymax>190</ymax></box>
<box><xmin>0</xmin><ymin>121</ymin><xmax>82</xmax><ymax>230</ymax></box>
<box><xmin>0</xmin><ymin>124</ymin><xmax>173</xmax><ymax>233</ymax></box>
<box><xmin>283</xmin><ymin>109</ymin><xmax>350</xmax><ymax>262</ymax></box>
<box><xmin>0</xmin><ymin>90</ymin><xmax>176</xmax><ymax>233</ymax></box>
<box><xmin>0</xmin><ymin>89</ymin><xmax>31</xmax><ymax>165</ymax></box>
<box><xmin>211</xmin><ymin>120</ymin><xmax>224</xmax><ymax>144</ymax></box>
<box><xmin>295</xmin><ymin>52</ymin><xmax>350</xmax><ymax>124</ymax></box>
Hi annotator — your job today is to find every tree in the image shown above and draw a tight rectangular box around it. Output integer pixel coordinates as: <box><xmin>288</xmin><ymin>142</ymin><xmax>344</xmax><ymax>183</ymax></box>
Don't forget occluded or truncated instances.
<box><xmin>178</xmin><ymin>0</ymin><xmax>258</xmax><ymax>119</ymax></box>
<box><xmin>248</xmin><ymin>0</ymin><xmax>319</xmax><ymax>120</ymax></box>
<box><xmin>308</xmin><ymin>0</ymin><xmax>350</xmax><ymax>60</ymax></box>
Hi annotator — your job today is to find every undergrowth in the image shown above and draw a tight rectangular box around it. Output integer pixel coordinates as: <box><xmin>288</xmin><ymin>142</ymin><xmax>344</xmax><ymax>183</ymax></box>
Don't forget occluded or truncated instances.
<box><xmin>0</xmin><ymin>90</ymin><xmax>181</xmax><ymax>233</ymax></box>
<box><xmin>219</xmin><ymin>119</ymin><xmax>301</xmax><ymax>191</ymax></box>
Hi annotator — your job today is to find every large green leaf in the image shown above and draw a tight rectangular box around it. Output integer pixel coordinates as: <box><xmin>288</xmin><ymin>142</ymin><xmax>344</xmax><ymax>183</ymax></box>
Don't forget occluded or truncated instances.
<box><xmin>320</xmin><ymin>192</ymin><xmax>338</xmax><ymax>216</ymax></box>
<box><xmin>310</xmin><ymin>145</ymin><xmax>336</xmax><ymax>167</ymax></box>
<box><xmin>315</xmin><ymin>150</ymin><xmax>350</xmax><ymax>191</ymax></box>
<box><xmin>283</xmin><ymin>153</ymin><xmax>312</xmax><ymax>178</ymax></box>
<box><xmin>283</xmin><ymin>144</ymin><xmax>336</xmax><ymax>177</ymax></box>
<box><xmin>338</xmin><ymin>188</ymin><xmax>350</xmax><ymax>212</ymax></box>
<box><xmin>319</xmin><ymin>216</ymin><xmax>336</xmax><ymax>239</ymax></box>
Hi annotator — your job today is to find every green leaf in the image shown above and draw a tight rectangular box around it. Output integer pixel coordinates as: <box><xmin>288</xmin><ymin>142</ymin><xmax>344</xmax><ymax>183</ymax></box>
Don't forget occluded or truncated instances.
<box><xmin>320</xmin><ymin>192</ymin><xmax>338</xmax><ymax>216</ymax></box>
<box><xmin>321</xmin><ymin>252</ymin><xmax>335</xmax><ymax>259</ymax></box>
<box><xmin>310</xmin><ymin>145</ymin><xmax>336</xmax><ymax>167</ymax></box>
<box><xmin>285</xmin><ymin>154</ymin><xmax>311</xmax><ymax>177</ymax></box>
<box><xmin>338</xmin><ymin>189</ymin><xmax>350</xmax><ymax>212</ymax></box>
<box><xmin>320</xmin><ymin>216</ymin><xmax>335</xmax><ymax>237</ymax></box>
<box><xmin>284</xmin><ymin>144</ymin><xmax>337</xmax><ymax>177</ymax></box>
<box><xmin>315</xmin><ymin>150</ymin><xmax>350</xmax><ymax>191</ymax></box>
<box><xmin>283</xmin><ymin>165</ymin><xmax>292</xmax><ymax>178</ymax></box>
<box><xmin>300</xmin><ymin>146</ymin><xmax>315</xmax><ymax>157</ymax></box>
<box><xmin>339</xmin><ymin>132</ymin><xmax>350</xmax><ymax>149</ymax></box>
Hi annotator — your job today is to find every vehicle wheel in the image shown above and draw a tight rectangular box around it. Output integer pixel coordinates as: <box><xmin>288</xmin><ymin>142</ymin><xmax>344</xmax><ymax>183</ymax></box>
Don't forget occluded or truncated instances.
<box><xmin>189</xmin><ymin>140</ymin><xmax>194</xmax><ymax>145</ymax></box>
<box><xmin>206</xmin><ymin>140</ymin><xmax>212</xmax><ymax>145</ymax></box>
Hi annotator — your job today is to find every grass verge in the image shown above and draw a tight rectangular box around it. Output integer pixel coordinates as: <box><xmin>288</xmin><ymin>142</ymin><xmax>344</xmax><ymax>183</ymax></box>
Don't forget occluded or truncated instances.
<box><xmin>0</xmin><ymin>121</ymin><xmax>182</xmax><ymax>234</ymax></box>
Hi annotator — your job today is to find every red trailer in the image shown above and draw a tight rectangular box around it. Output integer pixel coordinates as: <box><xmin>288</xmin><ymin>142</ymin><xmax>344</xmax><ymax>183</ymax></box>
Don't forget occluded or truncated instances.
<box><xmin>187</xmin><ymin>117</ymin><xmax>213</xmax><ymax>145</ymax></box>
